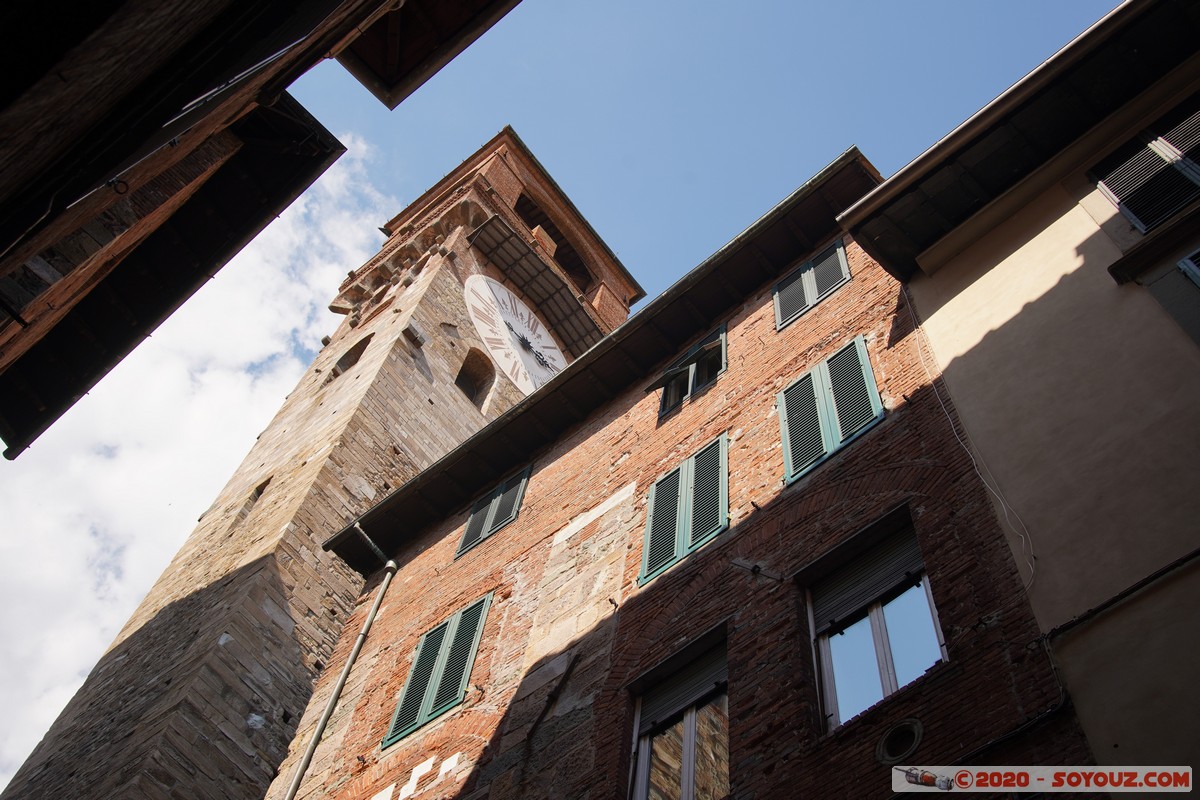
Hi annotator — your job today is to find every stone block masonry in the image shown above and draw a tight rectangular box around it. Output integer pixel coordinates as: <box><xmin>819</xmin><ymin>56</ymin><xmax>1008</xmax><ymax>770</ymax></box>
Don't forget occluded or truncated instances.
<box><xmin>1</xmin><ymin>128</ymin><xmax>637</xmax><ymax>799</ymax></box>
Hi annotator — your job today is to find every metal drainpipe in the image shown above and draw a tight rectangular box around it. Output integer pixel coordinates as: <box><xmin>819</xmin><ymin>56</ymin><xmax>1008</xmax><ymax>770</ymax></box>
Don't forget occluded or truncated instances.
<box><xmin>282</xmin><ymin>526</ymin><xmax>396</xmax><ymax>800</ymax></box>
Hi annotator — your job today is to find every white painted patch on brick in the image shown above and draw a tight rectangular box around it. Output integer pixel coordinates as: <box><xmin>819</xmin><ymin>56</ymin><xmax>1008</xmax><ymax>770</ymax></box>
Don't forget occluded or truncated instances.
<box><xmin>551</xmin><ymin>481</ymin><xmax>637</xmax><ymax>547</ymax></box>
<box><xmin>438</xmin><ymin>751</ymin><xmax>461</xmax><ymax>778</ymax></box>
<box><xmin>398</xmin><ymin>756</ymin><xmax>436</xmax><ymax>799</ymax></box>
<box><xmin>217</xmin><ymin>633</ymin><xmax>233</xmax><ymax>646</ymax></box>
<box><xmin>369</xmin><ymin>784</ymin><xmax>396</xmax><ymax>800</ymax></box>
<box><xmin>245</xmin><ymin>713</ymin><xmax>266</xmax><ymax>730</ymax></box>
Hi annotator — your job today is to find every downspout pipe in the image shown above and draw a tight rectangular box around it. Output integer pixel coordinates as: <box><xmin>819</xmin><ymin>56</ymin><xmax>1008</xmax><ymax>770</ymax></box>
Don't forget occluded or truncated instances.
<box><xmin>283</xmin><ymin>524</ymin><xmax>396</xmax><ymax>800</ymax></box>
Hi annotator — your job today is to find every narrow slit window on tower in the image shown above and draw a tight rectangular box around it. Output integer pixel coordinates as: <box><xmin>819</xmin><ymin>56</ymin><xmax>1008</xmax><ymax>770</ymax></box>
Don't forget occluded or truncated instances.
<box><xmin>325</xmin><ymin>334</ymin><xmax>374</xmax><ymax>383</ymax></box>
<box><xmin>455</xmin><ymin>349</ymin><xmax>495</xmax><ymax>409</ymax></box>
<box><xmin>232</xmin><ymin>477</ymin><xmax>271</xmax><ymax>529</ymax></box>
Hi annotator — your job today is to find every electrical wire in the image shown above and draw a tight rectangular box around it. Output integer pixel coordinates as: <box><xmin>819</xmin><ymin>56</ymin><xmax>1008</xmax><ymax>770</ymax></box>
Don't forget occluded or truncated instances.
<box><xmin>900</xmin><ymin>283</ymin><xmax>1038</xmax><ymax>591</ymax></box>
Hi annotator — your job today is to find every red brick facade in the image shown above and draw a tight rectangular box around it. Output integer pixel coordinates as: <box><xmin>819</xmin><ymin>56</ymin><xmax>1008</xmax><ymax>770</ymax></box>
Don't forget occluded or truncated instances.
<box><xmin>273</xmin><ymin>231</ymin><xmax>1093</xmax><ymax>799</ymax></box>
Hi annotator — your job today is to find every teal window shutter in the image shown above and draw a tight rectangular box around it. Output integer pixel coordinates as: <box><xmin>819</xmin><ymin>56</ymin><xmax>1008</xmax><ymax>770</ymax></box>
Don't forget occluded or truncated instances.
<box><xmin>640</xmin><ymin>434</ymin><xmax>728</xmax><ymax>583</ymax></box>
<box><xmin>456</xmin><ymin>469</ymin><xmax>530</xmax><ymax>556</ymax></box>
<box><xmin>778</xmin><ymin>372</ymin><xmax>829</xmax><ymax>478</ymax></box>
<box><xmin>773</xmin><ymin>241</ymin><xmax>851</xmax><ymax>330</ymax></box>
<box><xmin>688</xmin><ymin>437</ymin><xmax>727</xmax><ymax>548</ymax></box>
<box><xmin>825</xmin><ymin>337</ymin><xmax>882</xmax><ymax>442</ymax></box>
<box><xmin>384</xmin><ymin>621</ymin><xmax>449</xmax><ymax>743</ymax></box>
<box><xmin>643</xmin><ymin>468</ymin><xmax>682</xmax><ymax>578</ymax></box>
<box><xmin>779</xmin><ymin>336</ymin><xmax>882</xmax><ymax>483</ymax></box>
<box><xmin>383</xmin><ymin>593</ymin><xmax>492</xmax><ymax>747</ymax></box>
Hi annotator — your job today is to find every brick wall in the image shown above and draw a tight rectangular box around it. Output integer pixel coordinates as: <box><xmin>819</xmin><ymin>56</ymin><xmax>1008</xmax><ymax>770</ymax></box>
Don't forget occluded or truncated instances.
<box><xmin>275</xmin><ymin>238</ymin><xmax>1092</xmax><ymax>800</ymax></box>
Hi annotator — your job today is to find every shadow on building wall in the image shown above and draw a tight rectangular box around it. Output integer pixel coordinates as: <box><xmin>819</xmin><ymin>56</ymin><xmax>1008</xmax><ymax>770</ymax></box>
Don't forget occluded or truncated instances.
<box><xmin>2</xmin><ymin>555</ymin><xmax>315</xmax><ymax>800</ymax></box>
<box><xmin>328</xmin><ymin>285</ymin><xmax>1094</xmax><ymax>799</ymax></box>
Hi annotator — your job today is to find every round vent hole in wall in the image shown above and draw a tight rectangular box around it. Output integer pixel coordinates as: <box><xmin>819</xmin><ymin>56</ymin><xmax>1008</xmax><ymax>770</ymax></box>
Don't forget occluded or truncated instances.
<box><xmin>876</xmin><ymin>718</ymin><xmax>922</xmax><ymax>765</ymax></box>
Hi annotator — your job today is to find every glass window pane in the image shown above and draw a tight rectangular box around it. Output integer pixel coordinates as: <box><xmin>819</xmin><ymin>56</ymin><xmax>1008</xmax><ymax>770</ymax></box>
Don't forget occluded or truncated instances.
<box><xmin>648</xmin><ymin>717</ymin><xmax>685</xmax><ymax>800</ymax></box>
<box><xmin>883</xmin><ymin>583</ymin><xmax>941</xmax><ymax>688</ymax></box>
<box><xmin>693</xmin><ymin>692</ymin><xmax>729</xmax><ymax>800</ymax></box>
<box><xmin>828</xmin><ymin>614</ymin><xmax>883</xmax><ymax>723</ymax></box>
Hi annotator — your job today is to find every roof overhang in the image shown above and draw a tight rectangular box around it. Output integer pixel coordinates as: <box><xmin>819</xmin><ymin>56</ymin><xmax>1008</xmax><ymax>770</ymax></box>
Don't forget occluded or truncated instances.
<box><xmin>468</xmin><ymin>215</ymin><xmax>605</xmax><ymax>358</ymax></box>
<box><xmin>0</xmin><ymin>94</ymin><xmax>344</xmax><ymax>459</ymax></box>
<box><xmin>335</xmin><ymin>0</ymin><xmax>522</xmax><ymax>109</ymax></box>
<box><xmin>325</xmin><ymin>147</ymin><xmax>882</xmax><ymax>574</ymax></box>
<box><xmin>838</xmin><ymin>0</ymin><xmax>1200</xmax><ymax>282</ymax></box>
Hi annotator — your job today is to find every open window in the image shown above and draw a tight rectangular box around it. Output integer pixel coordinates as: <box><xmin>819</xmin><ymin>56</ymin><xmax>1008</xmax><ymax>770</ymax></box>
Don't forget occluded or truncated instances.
<box><xmin>1090</xmin><ymin>92</ymin><xmax>1200</xmax><ymax>233</ymax></box>
<box><xmin>455</xmin><ymin>348</ymin><xmax>495</xmax><ymax>409</ymax></box>
<box><xmin>647</xmin><ymin>327</ymin><xmax>727</xmax><ymax>416</ymax></box>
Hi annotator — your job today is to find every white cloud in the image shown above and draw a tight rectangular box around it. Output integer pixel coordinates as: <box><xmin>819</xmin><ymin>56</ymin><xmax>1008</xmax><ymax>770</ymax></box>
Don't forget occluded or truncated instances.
<box><xmin>0</xmin><ymin>135</ymin><xmax>396</xmax><ymax>791</ymax></box>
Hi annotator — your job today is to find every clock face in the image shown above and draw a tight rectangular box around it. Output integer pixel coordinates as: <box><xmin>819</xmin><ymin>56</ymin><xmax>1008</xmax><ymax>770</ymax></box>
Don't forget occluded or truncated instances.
<box><xmin>464</xmin><ymin>275</ymin><xmax>566</xmax><ymax>394</ymax></box>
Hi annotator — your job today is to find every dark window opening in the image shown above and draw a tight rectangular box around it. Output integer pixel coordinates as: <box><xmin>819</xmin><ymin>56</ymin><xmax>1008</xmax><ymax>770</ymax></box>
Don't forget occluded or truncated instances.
<box><xmin>325</xmin><ymin>334</ymin><xmax>374</xmax><ymax>384</ymax></box>
<box><xmin>514</xmin><ymin>193</ymin><xmax>594</xmax><ymax>293</ymax></box>
<box><xmin>455</xmin><ymin>349</ymin><xmax>494</xmax><ymax>409</ymax></box>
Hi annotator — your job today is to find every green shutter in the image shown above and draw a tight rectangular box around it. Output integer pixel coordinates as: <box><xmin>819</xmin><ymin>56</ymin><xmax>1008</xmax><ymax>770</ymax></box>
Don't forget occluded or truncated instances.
<box><xmin>825</xmin><ymin>337</ymin><xmax>881</xmax><ymax>442</ymax></box>
<box><xmin>456</xmin><ymin>469</ymin><xmax>530</xmax><ymax>556</ymax></box>
<box><xmin>812</xmin><ymin>242</ymin><xmax>850</xmax><ymax>298</ymax></box>
<box><xmin>383</xmin><ymin>594</ymin><xmax>492</xmax><ymax>748</ymax></box>
<box><xmin>385</xmin><ymin>621</ymin><xmax>448</xmax><ymax>743</ymax></box>
<box><xmin>643</xmin><ymin>468</ymin><xmax>682</xmax><ymax>579</ymax></box>
<box><xmin>779</xmin><ymin>373</ymin><xmax>828</xmax><ymax>478</ymax></box>
<box><xmin>779</xmin><ymin>336</ymin><xmax>883</xmax><ymax>484</ymax></box>
<box><xmin>490</xmin><ymin>470</ymin><xmax>529</xmax><ymax>532</ymax></box>
<box><xmin>458</xmin><ymin>497</ymin><xmax>492</xmax><ymax>554</ymax></box>
<box><xmin>774</xmin><ymin>242</ymin><xmax>850</xmax><ymax>330</ymax></box>
<box><xmin>774</xmin><ymin>266</ymin><xmax>812</xmax><ymax>328</ymax></box>
<box><xmin>430</xmin><ymin>595</ymin><xmax>491</xmax><ymax>713</ymax></box>
<box><xmin>641</xmin><ymin>435</ymin><xmax>728</xmax><ymax>583</ymax></box>
<box><xmin>688</xmin><ymin>436</ymin><xmax>726</xmax><ymax>547</ymax></box>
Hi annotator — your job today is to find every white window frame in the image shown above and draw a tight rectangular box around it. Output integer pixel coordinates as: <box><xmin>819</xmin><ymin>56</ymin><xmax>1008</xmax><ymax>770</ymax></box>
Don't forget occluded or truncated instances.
<box><xmin>813</xmin><ymin>574</ymin><xmax>947</xmax><ymax>729</ymax></box>
<box><xmin>629</xmin><ymin>689</ymin><xmax>728</xmax><ymax>800</ymax></box>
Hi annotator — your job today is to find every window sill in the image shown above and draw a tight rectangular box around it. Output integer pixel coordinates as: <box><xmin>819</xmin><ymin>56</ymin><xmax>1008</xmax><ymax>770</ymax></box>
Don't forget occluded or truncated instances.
<box><xmin>816</xmin><ymin>658</ymin><xmax>959</xmax><ymax>744</ymax></box>
<box><xmin>782</xmin><ymin>413</ymin><xmax>884</xmax><ymax>487</ymax></box>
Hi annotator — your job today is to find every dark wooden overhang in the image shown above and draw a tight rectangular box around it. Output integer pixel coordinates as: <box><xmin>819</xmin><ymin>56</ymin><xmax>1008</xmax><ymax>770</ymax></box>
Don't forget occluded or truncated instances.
<box><xmin>335</xmin><ymin>0</ymin><xmax>522</xmax><ymax>109</ymax></box>
<box><xmin>326</xmin><ymin>148</ymin><xmax>882</xmax><ymax>575</ymax></box>
<box><xmin>468</xmin><ymin>215</ymin><xmax>605</xmax><ymax>358</ymax></box>
<box><xmin>838</xmin><ymin>0</ymin><xmax>1200</xmax><ymax>282</ymax></box>
<box><xmin>0</xmin><ymin>0</ymin><xmax>349</xmax><ymax>266</ymax></box>
<box><xmin>0</xmin><ymin>94</ymin><xmax>344</xmax><ymax>459</ymax></box>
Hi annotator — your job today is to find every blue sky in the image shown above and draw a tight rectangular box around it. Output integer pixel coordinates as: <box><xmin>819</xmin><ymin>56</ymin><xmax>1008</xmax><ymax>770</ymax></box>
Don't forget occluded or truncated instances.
<box><xmin>0</xmin><ymin>0</ymin><xmax>1120</xmax><ymax>789</ymax></box>
<box><xmin>291</xmin><ymin>0</ymin><xmax>1120</xmax><ymax>303</ymax></box>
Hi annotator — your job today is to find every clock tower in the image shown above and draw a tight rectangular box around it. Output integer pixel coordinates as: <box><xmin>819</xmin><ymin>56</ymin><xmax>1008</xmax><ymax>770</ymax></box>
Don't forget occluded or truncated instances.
<box><xmin>2</xmin><ymin>128</ymin><xmax>642</xmax><ymax>800</ymax></box>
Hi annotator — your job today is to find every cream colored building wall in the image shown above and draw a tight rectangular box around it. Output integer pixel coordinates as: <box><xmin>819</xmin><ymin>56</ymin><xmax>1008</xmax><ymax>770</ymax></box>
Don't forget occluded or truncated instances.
<box><xmin>907</xmin><ymin>180</ymin><xmax>1200</xmax><ymax>766</ymax></box>
<box><xmin>909</xmin><ymin>183</ymin><xmax>1200</xmax><ymax>626</ymax></box>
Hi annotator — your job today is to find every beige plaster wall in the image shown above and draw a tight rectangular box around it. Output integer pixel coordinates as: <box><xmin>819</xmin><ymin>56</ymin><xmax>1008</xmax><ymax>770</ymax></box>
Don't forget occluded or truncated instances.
<box><xmin>909</xmin><ymin>183</ymin><xmax>1200</xmax><ymax>627</ymax></box>
<box><xmin>907</xmin><ymin>180</ymin><xmax>1200</xmax><ymax>771</ymax></box>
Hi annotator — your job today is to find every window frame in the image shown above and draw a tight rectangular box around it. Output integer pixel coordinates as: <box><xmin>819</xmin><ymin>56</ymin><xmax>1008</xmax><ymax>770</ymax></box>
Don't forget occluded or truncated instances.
<box><xmin>382</xmin><ymin>593</ymin><xmax>493</xmax><ymax>748</ymax></box>
<box><xmin>638</xmin><ymin>434</ymin><xmax>729</xmax><ymax>585</ymax></box>
<box><xmin>455</xmin><ymin>468</ymin><xmax>530</xmax><ymax>557</ymax></box>
<box><xmin>629</xmin><ymin>646</ymin><xmax>729</xmax><ymax>800</ymax></box>
<box><xmin>777</xmin><ymin>335</ymin><xmax>884</xmax><ymax>485</ymax></box>
<box><xmin>773</xmin><ymin>240</ymin><xmax>852</xmax><ymax>330</ymax></box>
<box><xmin>812</xmin><ymin>573</ymin><xmax>947</xmax><ymax>730</ymax></box>
<box><xmin>651</xmin><ymin>326</ymin><xmax>728</xmax><ymax>417</ymax></box>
